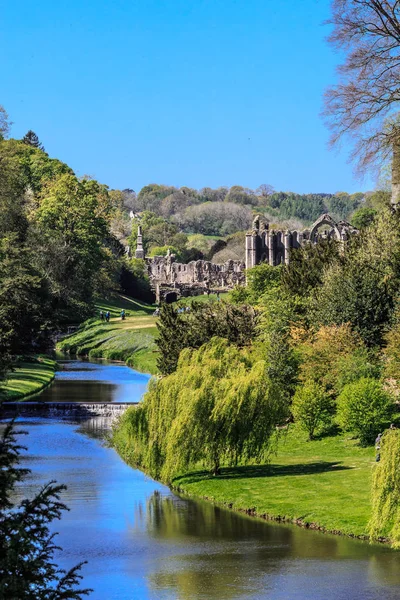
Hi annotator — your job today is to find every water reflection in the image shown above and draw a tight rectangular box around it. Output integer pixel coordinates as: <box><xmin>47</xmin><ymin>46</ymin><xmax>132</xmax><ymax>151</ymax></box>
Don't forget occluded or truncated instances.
<box><xmin>10</xmin><ymin>415</ymin><xmax>400</xmax><ymax>600</ymax></box>
<box><xmin>7</xmin><ymin>359</ymin><xmax>400</xmax><ymax>600</ymax></box>
<box><xmin>39</xmin><ymin>359</ymin><xmax>150</xmax><ymax>403</ymax></box>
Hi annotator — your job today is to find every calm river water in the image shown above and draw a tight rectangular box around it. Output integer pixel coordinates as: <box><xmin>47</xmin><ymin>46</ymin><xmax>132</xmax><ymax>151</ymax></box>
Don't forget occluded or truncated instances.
<box><xmin>8</xmin><ymin>359</ymin><xmax>400</xmax><ymax>599</ymax></box>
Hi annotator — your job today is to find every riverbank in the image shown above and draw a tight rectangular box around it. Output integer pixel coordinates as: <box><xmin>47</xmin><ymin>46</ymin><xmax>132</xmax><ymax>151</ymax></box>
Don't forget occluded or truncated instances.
<box><xmin>0</xmin><ymin>356</ymin><xmax>57</xmax><ymax>401</ymax></box>
<box><xmin>171</xmin><ymin>425</ymin><xmax>375</xmax><ymax>539</ymax></box>
<box><xmin>114</xmin><ymin>419</ymin><xmax>378</xmax><ymax>541</ymax></box>
<box><xmin>57</xmin><ymin>294</ymin><xmax>159</xmax><ymax>374</ymax></box>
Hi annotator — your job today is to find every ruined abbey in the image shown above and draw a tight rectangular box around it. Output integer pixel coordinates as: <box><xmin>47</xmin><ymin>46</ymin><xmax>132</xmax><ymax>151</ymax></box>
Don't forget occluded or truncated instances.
<box><xmin>135</xmin><ymin>213</ymin><xmax>358</xmax><ymax>303</ymax></box>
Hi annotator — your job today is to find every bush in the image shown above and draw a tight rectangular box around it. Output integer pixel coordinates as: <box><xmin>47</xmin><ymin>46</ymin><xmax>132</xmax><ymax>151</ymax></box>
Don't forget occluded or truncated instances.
<box><xmin>336</xmin><ymin>378</ymin><xmax>393</xmax><ymax>445</ymax></box>
<box><xmin>292</xmin><ymin>381</ymin><xmax>333</xmax><ymax>440</ymax></box>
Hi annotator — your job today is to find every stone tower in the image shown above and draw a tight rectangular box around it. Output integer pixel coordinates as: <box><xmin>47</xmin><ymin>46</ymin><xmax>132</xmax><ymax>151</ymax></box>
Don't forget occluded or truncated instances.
<box><xmin>135</xmin><ymin>225</ymin><xmax>145</xmax><ymax>259</ymax></box>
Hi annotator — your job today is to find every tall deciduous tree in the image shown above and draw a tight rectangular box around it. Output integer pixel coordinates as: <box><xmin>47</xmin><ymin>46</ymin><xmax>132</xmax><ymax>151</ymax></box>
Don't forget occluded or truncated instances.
<box><xmin>324</xmin><ymin>0</ymin><xmax>400</xmax><ymax>171</ymax></box>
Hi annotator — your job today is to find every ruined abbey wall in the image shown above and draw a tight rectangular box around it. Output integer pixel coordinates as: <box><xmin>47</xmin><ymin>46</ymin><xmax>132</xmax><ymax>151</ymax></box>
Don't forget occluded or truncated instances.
<box><xmin>134</xmin><ymin>213</ymin><xmax>357</xmax><ymax>302</ymax></box>
<box><xmin>245</xmin><ymin>213</ymin><xmax>358</xmax><ymax>270</ymax></box>
<box><xmin>147</xmin><ymin>254</ymin><xmax>245</xmax><ymax>302</ymax></box>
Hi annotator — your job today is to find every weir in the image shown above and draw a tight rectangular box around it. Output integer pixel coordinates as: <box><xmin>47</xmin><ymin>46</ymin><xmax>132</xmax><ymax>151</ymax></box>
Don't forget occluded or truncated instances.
<box><xmin>0</xmin><ymin>402</ymin><xmax>138</xmax><ymax>419</ymax></box>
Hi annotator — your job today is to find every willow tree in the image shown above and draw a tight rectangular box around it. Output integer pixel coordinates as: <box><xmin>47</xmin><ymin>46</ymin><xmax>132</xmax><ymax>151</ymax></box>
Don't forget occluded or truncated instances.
<box><xmin>369</xmin><ymin>430</ymin><xmax>400</xmax><ymax>547</ymax></box>
<box><xmin>115</xmin><ymin>337</ymin><xmax>289</xmax><ymax>483</ymax></box>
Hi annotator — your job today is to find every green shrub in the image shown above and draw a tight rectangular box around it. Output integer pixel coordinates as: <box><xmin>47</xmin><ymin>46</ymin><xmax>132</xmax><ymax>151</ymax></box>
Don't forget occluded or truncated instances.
<box><xmin>336</xmin><ymin>378</ymin><xmax>393</xmax><ymax>445</ymax></box>
<box><xmin>292</xmin><ymin>381</ymin><xmax>333</xmax><ymax>440</ymax></box>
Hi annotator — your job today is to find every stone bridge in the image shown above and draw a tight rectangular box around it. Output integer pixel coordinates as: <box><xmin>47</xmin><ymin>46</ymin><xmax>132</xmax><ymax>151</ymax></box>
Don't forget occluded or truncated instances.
<box><xmin>0</xmin><ymin>402</ymin><xmax>138</xmax><ymax>419</ymax></box>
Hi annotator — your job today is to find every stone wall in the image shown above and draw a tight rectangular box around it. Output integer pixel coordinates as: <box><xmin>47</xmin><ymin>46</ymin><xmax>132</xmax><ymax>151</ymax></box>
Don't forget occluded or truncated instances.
<box><xmin>147</xmin><ymin>252</ymin><xmax>245</xmax><ymax>302</ymax></box>
<box><xmin>245</xmin><ymin>213</ymin><xmax>358</xmax><ymax>270</ymax></box>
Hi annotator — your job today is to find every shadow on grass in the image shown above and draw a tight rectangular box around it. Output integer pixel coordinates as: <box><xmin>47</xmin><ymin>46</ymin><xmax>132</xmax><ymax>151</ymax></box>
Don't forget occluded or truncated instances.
<box><xmin>175</xmin><ymin>461</ymin><xmax>353</xmax><ymax>485</ymax></box>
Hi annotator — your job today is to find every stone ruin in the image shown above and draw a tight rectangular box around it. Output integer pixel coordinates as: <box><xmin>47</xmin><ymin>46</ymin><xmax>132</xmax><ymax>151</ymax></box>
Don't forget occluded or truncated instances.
<box><xmin>245</xmin><ymin>213</ymin><xmax>358</xmax><ymax>269</ymax></box>
<box><xmin>134</xmin><ymin>214</ymin><xmax>358</xmax><ymax>303</ymax></box>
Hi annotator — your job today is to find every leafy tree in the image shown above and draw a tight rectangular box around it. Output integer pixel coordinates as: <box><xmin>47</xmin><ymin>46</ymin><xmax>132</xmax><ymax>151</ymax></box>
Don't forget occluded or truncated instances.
<box><xmin>312</xmin><ymin>210</ymin><xmax>400</xmax><ymax>346</ymax></box>
<box><xmin>230</xmin><ymin>264</ymin><xmax>282</xmax><ymax>305</ymax></box>
<box><xmin>0</xmin><ymin>421</ymin><xmax>91</xmax><ymax>598</ymax></box>
<box><xmin>351</xmin><ymin>207</ymin><xmax>377</xmax><ymax>229</ymax></box>
<box><xmin>156</xmin><ymin>301</ymin><xmax>258</xmax><ymax>375</ymax></box>
<box><xmin>115</xmin><ymin>338</ymin><xmax>288</xmax><ymax>482</ymax></box>
<box><xmin>33</xmin><ymin>173</ymin><xmax>110</xmax><ymax>319</ymax></box>
<box><xmin>281</xmin><ymin>238</ymin><xmax>340</xmax><ymax>298</ymax></box>
<box><xmin>22</xmin><ymin>130</ymin><xmax>45</xmax><ymax>152</ymax></box>
<box><xmin>0</xmin><ymin>105</ymin><xmax>11</xmax><ymax>139</ymax></box>
<box><xmin>369</xmin><ymin>429</ymin><xmax>400</xmax><ymax>547</ymax></box>
<box><xmin>120</xmin><ymin>259</ymin><xmax>154</xmax><ymax>304</ymax></box>
<box><xmin>178</xmin><ymin>202</ymin><xmax>252</xmax><ymax>236</ymax></box>
<box><xmin>292</xmin><ymin>381</ymin><xmax>333</xmax><ymax>440</ymax></box>
<box><xmin>0</xmin><ymin>235</ymin><xmax>51</xmax><ymax>361</ymax></box>
<box><xmin>224</xmin><ymin>185</ymin><xmax>258</xmax><ymax>206</ymax></box>
<box><xmin>336</xmin><ymin>378</ymin><xmax>393</xmax><ymax>445</ymax></box>
<box><xmin>298</xmin><ymin>324</ymin><xmax>368</xmax><ymax>397</ymax></box>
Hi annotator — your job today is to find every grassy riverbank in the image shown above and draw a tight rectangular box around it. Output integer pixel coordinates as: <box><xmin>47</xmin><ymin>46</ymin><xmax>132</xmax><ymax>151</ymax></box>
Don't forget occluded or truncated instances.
<box><xmin>170</xmin><ymin>425</ymin><xmax>376</xmax><ymax>538</ymax></box>
<box><xmin>0</xmin><ymin>356</ymin><xmax>57</xmax><ymax>401</ymax></box>
<box><xmin>58</xmin><ymin>294</ymin><xmax>159</xmax><ymax>374</ymax></box>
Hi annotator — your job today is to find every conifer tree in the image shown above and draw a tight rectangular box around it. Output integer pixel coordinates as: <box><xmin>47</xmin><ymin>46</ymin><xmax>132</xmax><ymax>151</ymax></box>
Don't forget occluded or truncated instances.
<box><xmin>22</xmin><ymin>130</ymin><xmax>45</xmax><ymax>151</ymax></box>
<box><xmin>0</xmin><ymin>421</ymin><xmax>92</xmax><ymax>599</ymax></box>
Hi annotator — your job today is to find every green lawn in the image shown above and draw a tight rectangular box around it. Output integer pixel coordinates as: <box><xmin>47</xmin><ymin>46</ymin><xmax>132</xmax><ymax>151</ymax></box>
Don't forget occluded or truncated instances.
<box><xmin>0</xmin><ymin>356</ymin><xmax>57</xmax><ymax>401</ymax></box>
<box><xmin>177</xmin><ymin>293</ymin><xmax>228</xmax><ymax>306</ymax></box>
<box><xmin>58</xmin><ymin>293</ymin><xmax>159</xmax><ymax>374</ymax></box>
<box><xmin>173</xmin><ymin>425</ymin><xmax>376</xmax><ymax>538</ymax></box>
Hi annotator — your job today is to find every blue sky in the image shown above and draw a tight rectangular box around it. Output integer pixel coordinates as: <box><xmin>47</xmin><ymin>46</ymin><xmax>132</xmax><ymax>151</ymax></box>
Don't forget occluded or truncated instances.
<box><xmin>0</xmin><ymin>0</ymin><xmax>372</xmax><ymax>193</ymax></box>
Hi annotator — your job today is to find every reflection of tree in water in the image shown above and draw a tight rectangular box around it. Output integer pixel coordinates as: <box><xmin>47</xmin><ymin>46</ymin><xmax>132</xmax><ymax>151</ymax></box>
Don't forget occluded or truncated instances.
<box><xmin>38</xmin><ymin>381</ymin><xmax>118</xmax><ymax>404</ymax></box>
<box><xmin>144</xmin><ymin>491</ymin><xmax>290</xmax><ymax>600</ymax></box>
<box><xmin>77</xmin><ymin>417</ymin><xmax>111</xmax><ymax>441</ymax></box>
<box><xmin>144</xmin><ymin>492</ymin><xmax>400</xmax><ymax>599</ymax></box>
<box><xmin>367</xmin><ymin>550</ymin><xmax>400</xmax><ymax>588</ymax></box>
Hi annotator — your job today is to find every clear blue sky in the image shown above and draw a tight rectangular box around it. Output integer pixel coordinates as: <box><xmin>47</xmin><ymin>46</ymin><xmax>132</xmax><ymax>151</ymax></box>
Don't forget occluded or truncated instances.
<box><xmin>0</xmin><ymin>0</ymin><xmax>372</xmax><ymax>194</ymax></box>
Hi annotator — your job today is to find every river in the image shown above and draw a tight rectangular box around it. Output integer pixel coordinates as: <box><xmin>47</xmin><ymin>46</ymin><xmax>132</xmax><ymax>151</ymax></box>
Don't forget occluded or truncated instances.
<box><xmin>7</xmin><ymin>358</ymin><xmax>400</xmax><ymax>599</ymax></box>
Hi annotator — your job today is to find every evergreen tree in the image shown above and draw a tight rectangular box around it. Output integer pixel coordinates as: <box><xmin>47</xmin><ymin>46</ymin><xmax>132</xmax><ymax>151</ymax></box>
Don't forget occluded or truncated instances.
<box><xmin>22</xmin><ymin>130</ymin><xmax>45</xmax><ymax>152</ymax></box>
<box><xmin>0</xmin><ymin>421</ymin><xmax>92</xmax><ymax>599</ymax></box>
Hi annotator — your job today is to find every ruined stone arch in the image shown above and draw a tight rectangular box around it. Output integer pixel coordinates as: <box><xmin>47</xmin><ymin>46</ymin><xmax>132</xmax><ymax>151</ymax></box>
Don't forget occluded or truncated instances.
<box><xmin>309</xmin><ymin>214</ymin><xmax>341</xmax><ymax>243</ymax></box>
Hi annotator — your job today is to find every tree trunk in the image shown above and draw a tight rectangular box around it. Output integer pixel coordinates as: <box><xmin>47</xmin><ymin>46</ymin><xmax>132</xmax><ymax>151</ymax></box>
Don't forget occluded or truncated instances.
<box><xmin>392</xmin><ymin>142</ymin><xmax>400</xmax><ymax>211</ymax></box>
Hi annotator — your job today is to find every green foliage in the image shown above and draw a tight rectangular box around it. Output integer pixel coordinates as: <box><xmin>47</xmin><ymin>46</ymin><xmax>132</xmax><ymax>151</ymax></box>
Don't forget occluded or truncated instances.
<box><xmin>292</xmin><ymin>381</ymin><xmax>333</xmax><ymax>440</ymax></box>
<box><xmin>156</xmin><ymin>301</ymin><xmax>258</xmax><ymax>375</ymax></box>
<box><xmin>0</xmin><ymin>422</ymin><xmax>91</xmax><ymax>598</ymax></box>
<box><xmin>369</xmin><ymin>430</ymin><xmax>400</xmax><ymax>547</ymax></box>
<box><xmin>230</xmin><ymin>264</ymin><xmax>281</xmax><ymax>305</ymax></box>
<box><xmin>312</xmin><ymin>210</ymin><xmax>400</xmax><ymax>346</ymax></box>
<box><xmin>298</xmin><ymin>324</ymin><xmax>372</xmax><ymax>397</ymax></box>
<box><xmin>114</xmin><ymin>338</ymin><xmax>288</xmax><ymax>482</ymax></box>
<box><xmin>350</xmin><ymin>207</ymin><xmax>377</xmax><ymax>229</ymax></box>
<box><xmin>281</xmin><ymin>238</ymin><xmax>340</xmax><ymax>298</ymax></box>
<box><xmin>0</xmin><ymin>235</ymin><xmax>51</xmax><ymax>357</ymax></box>
<box><xmin>120</xmin><ymin>259</ymin><xmax>155</xmax><ymax>304</ymax></box>
<box><xmin>22</xmin><ymin>129</ymin><xmax>45</xmax><ymax>151</ymax></box>
<box><xmin>258</xmin><ymin>289</ymin><xmax>299</xmax><ymax>401</ymax></box>
<box><xmin>336</xmin><ymin>378</ymin><xmax>393</xmax><ymax>445</ymax></box>
<box><xmin>0</xmin><ymin>105</ymin><xmax>11</xmax><ymax>139</ymax></box>
<box><xmin>383</xmin><ymin>316</ymin><xmax>400</xmax><ymax>385</ymax></box>
<box><xmin>33</xmin><ymin>173</ymin><xmax>111</xmax><ymax>318</ymax></box>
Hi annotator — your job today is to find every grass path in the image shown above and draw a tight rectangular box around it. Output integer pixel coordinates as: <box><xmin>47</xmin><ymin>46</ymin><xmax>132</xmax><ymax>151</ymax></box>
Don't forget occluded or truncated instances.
<box><xmin>0</xmin><ymin>357</ymin><xmax>57</xmax><ymax>401</ymax></box>
<box><xmin>58</xmin><ymin>293</ymin><xmax>159</xmax><ymax>374</ymax></box>
<box><xmin>172</xmin><ymin>425</ymin><xmax>376</xmax><ymax>538</ymax></box>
